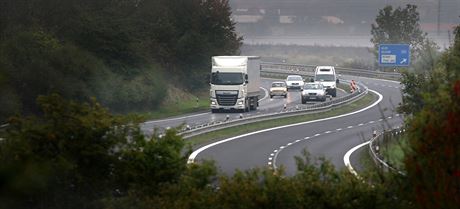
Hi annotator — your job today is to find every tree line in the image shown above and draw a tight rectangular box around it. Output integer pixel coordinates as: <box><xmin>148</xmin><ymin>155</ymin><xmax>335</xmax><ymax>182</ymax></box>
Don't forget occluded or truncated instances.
<box><xmin>0</xmin><ymin>0</ymin><xmax>241</xmax><ymax>122</ymax></box>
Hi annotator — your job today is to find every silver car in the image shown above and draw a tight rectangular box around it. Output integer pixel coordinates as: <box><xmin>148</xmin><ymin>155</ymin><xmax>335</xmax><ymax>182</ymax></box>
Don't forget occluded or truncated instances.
<box><xmin>301</xmin><ymin>82</ymin><xmax>327</xmax><ymax>104</ymax></box>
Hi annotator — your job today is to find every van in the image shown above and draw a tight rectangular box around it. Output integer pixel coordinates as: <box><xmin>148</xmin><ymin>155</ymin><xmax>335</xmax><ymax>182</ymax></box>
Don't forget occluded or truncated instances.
<box><xmin>314</xmin><ymin>66</ymin><xmax>338</xmax><ymax>97</ymax></box>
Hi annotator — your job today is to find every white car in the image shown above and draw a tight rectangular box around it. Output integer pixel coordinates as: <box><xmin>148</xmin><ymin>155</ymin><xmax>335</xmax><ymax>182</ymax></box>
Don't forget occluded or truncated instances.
<box><xmin>301</xmin><ymin>82</ymin><xmax>327</xmax><ymax>103</ymax></box>
<box><xmin>285</xmin><ymin>75</ymin><xmax>304</xmax><ymax>91</ymax></box>
<box><xmin>314</xmin><ymin>66</ymin><xmax>338</xmax><ymax>97</ymax></box>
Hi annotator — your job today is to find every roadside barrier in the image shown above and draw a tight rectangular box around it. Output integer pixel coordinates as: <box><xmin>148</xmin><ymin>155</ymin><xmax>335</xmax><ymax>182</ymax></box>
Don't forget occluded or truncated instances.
<box><xmin>178</xmin><ymin>80</ymin><xmax>368</xmax><ymax>138</ymax></box>
<box><xmin>368</xmin><ymin>128</ymin><xmax>406</xmax><ymax>176</ymax></box>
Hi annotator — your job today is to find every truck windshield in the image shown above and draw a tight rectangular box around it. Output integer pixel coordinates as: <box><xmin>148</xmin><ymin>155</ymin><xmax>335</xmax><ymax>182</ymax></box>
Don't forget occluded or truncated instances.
<box><xmin>211</xmin><ymin>72</ymin><xmax>244</xmax><ymax>85</ymax></box>
<box><xmin>315</xmin><ymin>74</ymin><xmax>335</xmax><ymax>81</ymax></box>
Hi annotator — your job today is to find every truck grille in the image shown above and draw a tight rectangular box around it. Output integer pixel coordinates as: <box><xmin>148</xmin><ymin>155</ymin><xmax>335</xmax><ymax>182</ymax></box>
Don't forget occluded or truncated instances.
<box><xmin>217</xmin><ymin>95</ymin><xmax>238</xmax><ymax>106</ymax></box>
<box><xmin>216</xmin><ymin>95</ymin><xmax>238</xmax><ymax>106</ymax></box>
<box><xmin>308</xmin><ymin>93</ymin><xmax>317</xmax><ymax>95</ymax></box>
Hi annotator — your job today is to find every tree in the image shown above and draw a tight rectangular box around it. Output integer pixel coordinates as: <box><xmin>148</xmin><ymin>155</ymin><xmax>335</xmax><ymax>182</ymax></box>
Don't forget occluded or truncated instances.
<box><xmin>401</xmin><ymin>25</ymin><xmax>460</xmax><ymax>209</ymax></box>
<box><xmin>371</xmin><ymin>4</ymin><xmax>426</xmax><ymax>67</ymax></box>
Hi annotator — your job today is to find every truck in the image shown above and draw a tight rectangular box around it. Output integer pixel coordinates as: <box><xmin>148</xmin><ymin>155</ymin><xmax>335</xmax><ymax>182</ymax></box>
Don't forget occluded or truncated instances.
<box><xmin>210</xmin><ymin>56</ymin><xmax>261</xmax><ymax>113</ymax></box>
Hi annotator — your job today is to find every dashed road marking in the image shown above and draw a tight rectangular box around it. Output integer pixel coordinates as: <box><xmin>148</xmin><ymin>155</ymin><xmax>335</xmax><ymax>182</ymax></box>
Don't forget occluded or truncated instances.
<box><xmin>325</xmin><ymin>131</ymin><xmax>331</xmax><ymax>134</ymax></box>
<box><xmin>358</xmin><ymin>123</ymin><xmax>364</xmax><ymax>126</ymax></box>
<box><xmin>347</xmin><ymin>126</ymin><xmax>353</xmax><ymax>128</ymax></box>
<box><xmin>314</xmin><ymin>134</ymin><xmax>320</xmax><ymax>137</ymax></box>
<box><xmin>304</xmin><ymin>136</ymin><xmax>310</xmax><ymax>140</ymax></box>
<box><xmin>369</xmin><ymin>121</ymin><xmax>375</xmax><ymax>124</ymax></box>
<box><xmin>336</xmin><ymin>128</ymin><xmax>342</xmax><ymax>131</ymax></box>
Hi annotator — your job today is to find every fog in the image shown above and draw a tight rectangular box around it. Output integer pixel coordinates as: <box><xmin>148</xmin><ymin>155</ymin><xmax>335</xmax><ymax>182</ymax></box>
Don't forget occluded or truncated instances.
<box><xmin>230</xmin><ymin>0</ymin><xmax>459</xmax><ymax>47</ymax></box>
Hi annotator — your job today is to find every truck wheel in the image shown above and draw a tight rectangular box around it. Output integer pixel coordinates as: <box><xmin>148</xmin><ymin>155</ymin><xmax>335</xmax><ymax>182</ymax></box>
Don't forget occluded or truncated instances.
<box><xmin>301</xmin><ymin>98</ymin><xmax>306</xmax><ymax>104</ymax></box>
<box><xmin>270</xmin><ymin>95</ymin><xmax>273</xmax><ymax>98</ymax></box>
<box><xmin>211</xmin><ymin>109</ymin><xmax>219</xmax><ymax>113</ymax></box>
<box><xmin>332</xmin><ymin>89</ymin><xmax>337</xmax><ymax>97</ymax></box>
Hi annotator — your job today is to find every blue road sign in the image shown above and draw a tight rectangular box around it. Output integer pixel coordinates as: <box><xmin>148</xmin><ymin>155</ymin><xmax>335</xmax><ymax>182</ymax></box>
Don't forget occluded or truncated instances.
<box><xmin>378</xmin><ymin>44</ymin><xmax>410</xmax><ymax>67</ymax></box>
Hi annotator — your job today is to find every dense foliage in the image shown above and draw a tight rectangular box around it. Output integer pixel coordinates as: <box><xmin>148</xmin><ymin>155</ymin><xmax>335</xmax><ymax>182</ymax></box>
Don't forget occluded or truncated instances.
<box><xmin>402</xmin><ymin>25</ymin><xmax>460</xmax><ymax>209</ymax></box>
<box><xmin>0</xmin><ymin>0</ymin><xmax>242</xmax><ymax>121</ymax></box>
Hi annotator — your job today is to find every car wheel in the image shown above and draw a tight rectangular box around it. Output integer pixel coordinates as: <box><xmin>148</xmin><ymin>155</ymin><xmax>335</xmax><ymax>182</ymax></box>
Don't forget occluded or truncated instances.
<box><xmin>284</xmin><ymin>94</ymin><xmax>287</xmax><ymax>98</ymax></box>
<box><xmin>270</xmin><ymin>95</ymin><xmax>273</xmax><ymax>98</ymax></box>
<box><xmin>211</xmin><ymin>109</ymin><xmax>219</xmax><ymax>113</ymax></box>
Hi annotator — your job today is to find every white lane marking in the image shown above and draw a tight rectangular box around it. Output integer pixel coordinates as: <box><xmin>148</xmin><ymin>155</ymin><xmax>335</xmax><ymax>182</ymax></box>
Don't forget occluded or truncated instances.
<box><xmin>287</xmin><ymin>143</ymin><xmax>292</xmax><ymax>146</ymax></box>
<box><xmin>295</xmin><ymin>139</ymin><xmax>301</xmax><ymax>142</ymax></box>
<box><xmin>304</xmin><ymin>137</ymin><xmax>310</xmax><ymax>140</ymax></box>
<box><xmin>314</xmin><ymin>133</ymin><xmax>321</xmax><ymax>137</ymax></box>
<box><xmin>188</xmin><ymin>89</ymin><xmax>383</xmax><ymax>164</ymax></box>
<box><xmin>269</xmin><ymin>157</ymin><xmax>273</xmax><ymax>160</ymax></box>
<box><xmin>344</xmin><ymin>141</ymin><xmax>370</xmax><ymax>177</ymax></box>
<box><xmin>144</xmin><ymin>112</ymin><xmax>210</xmax><ymax>124</ymax></box>
<box><xmin>388</xmin><ymin>116</ymin><xmax>392</xmax><ymax>119</ymax></box>
<box><xmin>347</xmin><ymin>126</ymin><xmax>353</xmax><ymax>129</ymax></box>
<box><xmin>369</xmin><ymin>121</ymin><xmax>375</xmax><ymax>124</ymax></box>
<box><xmin>325</xmin><ymin>131</ymin><xmax>331</xmax><ymax>134</ymax></box>
<box><xmin>259</xmin><ymin>87</ymin><xmax>269</xmax><ymax>102</ymax></box>
<box><xmin>270</xmin><ymin>153</ymin><xmax>274</xmax><ymax>156</ymax></box>
<box><xmin>396</xmin><ymin>114</ymin><xmax>400</xmax><ymax>117</ymax></box>
<box><xmin>358</xmin><ymin>123</ymin><xmax>364</xmax><ymax>126</ymax></box>
<box><xmin>336</xmin><ymin>128</ymin><xmax>342</xmax><ymax>131</ymax></box>
<box><xmin>274</xmin><ymin>150</ymin><xmax>278</xmax><ymax>153</ymax></box>
<box><xmin>378</xmin><ymin>119</ymin><xmax>383</xmax><ymax>121</ymax></box>
<box><xmin>279</xmin><ymin>146</ymin><xmax>285</xmax><ymax>149</ymax></box>
<box><xmin>268</xmin><ymin>162</ymin><xmax>272</xmax><ymax>165</ymax></box>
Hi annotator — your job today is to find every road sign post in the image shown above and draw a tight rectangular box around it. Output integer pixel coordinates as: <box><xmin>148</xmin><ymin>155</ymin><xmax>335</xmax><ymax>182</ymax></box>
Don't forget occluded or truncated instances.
<box><xmin>378</xmin><ymin>44</ymin><xmax>410</xmax><ymax>67</ymax></box>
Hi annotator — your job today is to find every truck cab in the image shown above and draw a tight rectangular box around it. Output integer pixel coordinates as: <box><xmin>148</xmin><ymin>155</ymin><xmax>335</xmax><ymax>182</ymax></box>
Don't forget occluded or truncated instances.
<box><xmin>210</xmin><ymin>56</ymin><xmax>261</xmax><ymax>113</ymax></box>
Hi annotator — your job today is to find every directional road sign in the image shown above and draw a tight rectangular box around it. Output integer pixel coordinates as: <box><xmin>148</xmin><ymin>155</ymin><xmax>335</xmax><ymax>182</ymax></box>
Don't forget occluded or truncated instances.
<box><xmin>378</xmin><ymin>44</ymin><xmax>410</xmax><ymax>67</ymax></box>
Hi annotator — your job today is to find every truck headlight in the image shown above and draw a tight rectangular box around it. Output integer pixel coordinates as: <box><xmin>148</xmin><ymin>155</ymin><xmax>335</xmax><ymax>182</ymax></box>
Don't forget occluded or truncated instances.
<box><xmin>211</xmin><ymin>101</ymin><xmax>216</xmax><ymax>105</ymax></box>
<box><xmin>237</xmin><ymin>101</ymin><xmax>243</xmax><ymax>105</ymax></box>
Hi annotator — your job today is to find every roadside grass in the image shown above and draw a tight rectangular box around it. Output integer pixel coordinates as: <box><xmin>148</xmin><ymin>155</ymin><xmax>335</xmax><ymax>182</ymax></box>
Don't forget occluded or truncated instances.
<box><xmin>379</xmin><ymin>134</ymin><xmax>407</xmax><ymax>170</ymax></box>
<box><xmin>141</xmin><ymin>92</ymin><xmax>209</xmax><ymax>120</ymax></box>
<box><xmin>186</xmin><ymin>92</ymin><xmax>377</xmax><ymax>147</ymax></box>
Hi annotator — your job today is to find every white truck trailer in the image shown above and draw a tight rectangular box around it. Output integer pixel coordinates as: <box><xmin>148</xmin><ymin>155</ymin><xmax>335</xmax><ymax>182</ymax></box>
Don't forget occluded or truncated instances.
<box><xmin>210</xmin><ymin>56</ymin><xmax>261</xmax><ymax>113</ymax></box>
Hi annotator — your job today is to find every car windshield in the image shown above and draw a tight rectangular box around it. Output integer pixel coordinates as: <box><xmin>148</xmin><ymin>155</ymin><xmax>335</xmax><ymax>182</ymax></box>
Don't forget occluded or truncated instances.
<box><xmin>287</xmin><ymin>76</ymin><xmax>302</xmax><ymax>81</ymax></box>
<box><xmin>315</xmin><ymin>74</ymin><xmax>335</xmax><ymax>81</ymax></box>
<box><xmin>211</xmin><ymin>72</ymin><xmax>244</xmax><ymax>85</ymax></box>
<box><xmin>304</xmin><ymin>84</ymin><xmax>322</xmax><ymax>90</ymax></box>
<box><xmin>272</xmin><ymin>83</ymin><xmax>285</xmax><ymax>87</ymax></box>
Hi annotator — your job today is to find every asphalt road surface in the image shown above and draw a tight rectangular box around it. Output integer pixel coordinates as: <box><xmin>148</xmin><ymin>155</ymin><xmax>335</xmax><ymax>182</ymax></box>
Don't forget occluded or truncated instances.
<box><xmin>190</xmin><ymin>75</ymin><xmax>403</xmax><ymax>175</ymax></box>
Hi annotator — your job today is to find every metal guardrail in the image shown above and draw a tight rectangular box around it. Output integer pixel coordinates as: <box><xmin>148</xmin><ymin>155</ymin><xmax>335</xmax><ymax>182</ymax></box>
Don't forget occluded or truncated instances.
<box><xmin>368</xmin><ymin>128</ymin><xmax>406</xmax><ymax>176</ymax></box>
<box><xmin>175</xmin><ymin>62</ymin><xmax>398</xmax><ymax>138</ymax></box>
<box><xmin>179</xmin><ymin>80</ymin><xmax>368</xmax><ymax>138</ymax></box>
<box><xmin>261</xmin><ymin>62</ymin><xmax>402</xmax><ymax>80</ymax></box>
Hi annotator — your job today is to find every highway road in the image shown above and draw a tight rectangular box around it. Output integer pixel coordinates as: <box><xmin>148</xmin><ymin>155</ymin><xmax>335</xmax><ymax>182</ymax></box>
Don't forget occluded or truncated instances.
<box><xmin>141</xmin><ymin>77</ymin><xmax>347</xmax><ymax>135</ymax></box>
<box><xmin>189</xmin><ymin>75</ymin><xmax>403</xmax><ymax>175</ymax></box>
